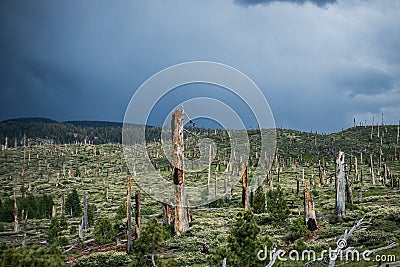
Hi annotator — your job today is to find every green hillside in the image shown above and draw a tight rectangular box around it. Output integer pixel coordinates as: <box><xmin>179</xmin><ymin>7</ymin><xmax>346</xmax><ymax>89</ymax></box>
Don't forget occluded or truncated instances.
<box><xmin>0</xmin><ymin>124</ymin><xmax>399</xmax><ymax>266</ymax></box>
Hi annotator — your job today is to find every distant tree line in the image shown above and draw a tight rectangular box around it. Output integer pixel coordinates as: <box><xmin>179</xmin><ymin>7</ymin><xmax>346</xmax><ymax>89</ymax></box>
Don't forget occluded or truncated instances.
<box><xmin>0</xmin><ymin>118</ymin><xmax>222</xmax><ymax>146</ymax></box>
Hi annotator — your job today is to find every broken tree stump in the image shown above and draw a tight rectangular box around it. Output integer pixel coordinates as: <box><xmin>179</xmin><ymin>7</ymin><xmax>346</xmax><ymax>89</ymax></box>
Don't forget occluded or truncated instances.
<box><xmin>304</xmin><ymin>180</ymin><xmax>318</xmax><ymax>231</ymax></box>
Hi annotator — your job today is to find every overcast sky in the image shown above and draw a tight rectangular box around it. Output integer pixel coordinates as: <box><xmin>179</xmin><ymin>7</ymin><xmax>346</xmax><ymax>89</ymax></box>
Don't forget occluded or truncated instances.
<box><xmin>1</xmin><ymin>0</ymin><xmax>399</xmax><ymax>132</ymax></box>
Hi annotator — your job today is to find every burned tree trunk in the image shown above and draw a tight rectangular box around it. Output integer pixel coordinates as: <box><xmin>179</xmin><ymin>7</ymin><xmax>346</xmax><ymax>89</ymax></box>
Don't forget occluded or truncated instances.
<box><xmin>172</xmin><ymin>108</ymin><xmax>189</xmax><ymax>235</ymax></box>
<box><xmin>126</xmin><ymin>176</ymin><xmax>132</xmax><ymax>253</ymax></box>
<box><xmin>335</xmin><ymin>151</ymin><xmax>346</xmax><ymax>216</ymax></box>
<box><xmin>242</xmin><ymin>166</ymin><xmax>250</xmax><ymax>211</ymax></box>
<box><xmin>135</xmin><ymin>190</ymin><xmax>141</xmax><ymax>239</ymax></box>
<box><xmin>304</xmin><ymin>181</ymin><xmax>318</xmax><ymax>231</ymax></box>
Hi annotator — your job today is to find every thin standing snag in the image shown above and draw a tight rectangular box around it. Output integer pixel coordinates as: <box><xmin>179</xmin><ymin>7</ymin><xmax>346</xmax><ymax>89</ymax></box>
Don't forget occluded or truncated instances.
<box><xmin>135</xmin><ymin>190</ymin><xmax>141</xmax><ymax>239</ymax></box>
<box><xmin>83</xmin><ymin>191</ymin><xmax>88</xmax><ymax>230</ymax></box>
<box><xmin>242</xmin><ymin>166</ymin><xmax>250</xmax><ymax>211</ymax></box>
<box><xmin>126</xmin><ymin>176</ymin><xmax>132</xmax><ymax>253</ymax></box>
<box><xmin>13</xmin><ymin>191</ymin><xmax>19</xmax><ymax>232</ymax></box>
<box><xmin>370</xmin><ymin>153</ymin><xmax>375</xmax><ymax>185</ymax></box>
<box><xmin>335</xmin><ymin>151</ymin><xmax>346</xmax><ymax>216</ymax></box>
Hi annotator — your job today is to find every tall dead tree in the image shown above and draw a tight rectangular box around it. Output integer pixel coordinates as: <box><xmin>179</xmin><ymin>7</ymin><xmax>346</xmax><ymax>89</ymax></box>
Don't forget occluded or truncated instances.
<box><xmin>370</xmin><ymin>153</ymin><xmax>375</xmax><ymax>185</ymax></box>
<box><xmin>383</xmin><ymin>163</ymin><xmax>387</xmax><ymax>186</ymax></box>
<box><xmin>135</xmin><ymin>190</ymin><xmax>141</xmax><ymax>238</ymax></box>
<box><xmin>13</xmin><ymin>191</ymin><xmax>19</xmax><ymax>232</ymax></box>
<box><xmin>318</xmin><ymin>160</ymin><xmax>324</xmax><ymax>185</ymax></box>
<box><xmin>242</xmin><ymin>166</ymin><xmax>249</xmax><ymax>211</ymax></box>
<box><xmin>83</xmin><ymin>191</ymin><xmax>88</xmax><ymax>230</ymax></box>
<box><xmin>172</xmin><ymin>108</ymin><xmax>190</xmax><ymax>235</ymax></box>
<box><xmin>354</xmin><ymin>156</ymin><xmax>359</xmax><ymax>181</ymax></box>
<box><xmin>335</xmin><ymin>151</ymin><xmax>346</xmax><ymax>216</ymax></box>
<box><xmin>345</xmin><ymin>174</ymin><xmax>353</xmax><ymax>211</ymax></box>
<box><xmin>304</xmin><ymin>181</ymin><xmax>318</xmax><ymax>231</ymax></box>
<box><xmin>207</xmin><ymin>144</ymin><xmax>212</xmax><ymax>191</ymax></box>
<box><xmin>126</xmin><ymin>176</ymin><xmax>132</xmax><ymax>253</ymax></box>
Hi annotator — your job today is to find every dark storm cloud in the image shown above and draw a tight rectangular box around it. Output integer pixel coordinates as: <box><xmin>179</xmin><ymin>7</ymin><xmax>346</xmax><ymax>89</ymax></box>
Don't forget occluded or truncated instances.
<box><xmin>234</xmin><ymin>0</ymin><xmax>337</xmax><ymax>7</ymax></box>
<box><xmin>0</xmin><ymin>0</ymin><xmax>399</xmax><ymax>132</ymax></box>
<box><xmin>337</xmin><ymin>68</ymin><xmax>393</xmax><ymax>96</ymax></box>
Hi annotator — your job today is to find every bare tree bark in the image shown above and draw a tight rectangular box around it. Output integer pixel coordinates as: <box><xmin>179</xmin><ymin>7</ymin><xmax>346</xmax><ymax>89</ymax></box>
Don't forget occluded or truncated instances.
<box><xmin>335</xmin><ymin>151</ymin><xmax>346</xmax><ymax>216</ymax></box>
<box><xmin>172</xmin><ymin>108</ymin><xmax>189</xmax><ymax>235</ymax></box>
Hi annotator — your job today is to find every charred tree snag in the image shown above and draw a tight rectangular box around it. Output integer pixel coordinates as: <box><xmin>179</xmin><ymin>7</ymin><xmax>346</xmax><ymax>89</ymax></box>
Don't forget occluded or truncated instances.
<box><xmin>304</xmin><ymin>181</ymin><xmax>318</xmax><ymax>231</ymax></box>
<box><xmin>126</xmin><ymin>176</ymin><xmax>132</xmax><ymax>253</ymax></box>
<box><xmin>335</xmin><ymin>151</ymin><xmax>346</xmax><ymax>216</ymax></box>
<box><xmin>135</xmin><ymin>190</ymin><xmax>141</xmax><ymax>239</ymax></box>
<box><xmin>172</xmin><ymin>108</ymin><xmax>190</xmax><ymax>235</ymax></box>
<box><xmin>242</xmin><ymin>166</ymin><xmax>250</xmax><ymax>211</ymax></box>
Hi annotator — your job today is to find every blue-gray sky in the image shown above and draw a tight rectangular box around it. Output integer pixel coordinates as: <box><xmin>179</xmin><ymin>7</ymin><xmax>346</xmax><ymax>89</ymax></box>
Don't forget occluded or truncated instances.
<box><xmin>1</xmin><ymin>0</ymin><xmax>399</xmax><ymax>132</ymax></box>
